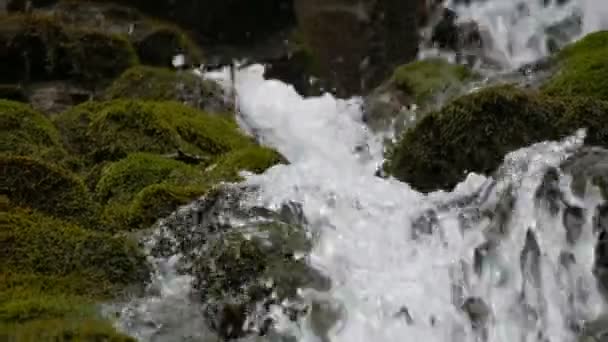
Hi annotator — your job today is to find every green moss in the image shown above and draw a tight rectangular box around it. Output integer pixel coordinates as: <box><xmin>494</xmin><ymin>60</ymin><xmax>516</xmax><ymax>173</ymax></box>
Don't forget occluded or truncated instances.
<box><xmin>95</xmin><ymin>152</ymin><xmax>205</xmax><ymax>204</ymax></box>
<box><xmin>0</xmin><ymin>209</ymin><xmax>148</xmax><ymax>340</ymax></box>
<box><xmin>0</xmin><ymin>156</ymin><xmax>96</xmax><ymax>224</ymax></box>
<box><xmin>0</xmin><ymin>100</ymin><xmax>66</xmax><ymax>160</ymax></box>
<box><xmin>105</xmin><ymin>65</ymin><xmax>211</xmax><ymax>103</ymax></box>
<box><xmin>54</xmin><ymin>100</ymin><xmax>252</xmax><ymax>164</ymax></box>
<box><xmin>0</xmin><ymin>209</ymin><xmax>149</xmax><ymax>287</ymax></box>
<box><xmin>0</xmin><ymin>318</ymin><xmax>136</xmax><ymax>342</ymax></box>
<box><xmin>384</xmin><ymin>85</ymin><xmax>608</xmax><ymax>192</ymax></box>
<box><xmin>392</xmin><ymin>58</ymin><xmax>477</xmax><ymax>105</ymax></box>
<box><xmin>0</xmin><ymin>14</ymin><xmax>138</xmax><ymax>85</ymax></box>
<box><xmin>127</xmin><ymin>183</ymin><xmax>208</xmax><ymax>228</ymax></box>
<box><xmin>542</xmin><ymin>31</ymin><xmax>608</xmax><ymax>101</ymax></box>
<box><xmin>207</xmin><ymin>145</ymin><xmax>286</xmax><ymax>183</ymax></box>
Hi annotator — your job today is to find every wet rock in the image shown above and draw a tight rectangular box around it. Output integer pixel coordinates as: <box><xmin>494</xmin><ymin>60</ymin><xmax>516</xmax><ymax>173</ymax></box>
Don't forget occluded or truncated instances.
<box><xmin>563</xmin><ymin>204</ymin><xmax>585</xmax><ymax>244</ymax></box>
<box><xmin>294</xmin><ymin>0</ymin><xmax>420</xmax><ymax>97</ymax></box>
<box><xmin>593</xmin><ymin>202</ymin><xmax>608</xmax><ymax>234</ymax></box>
<box><xmin>461</xmin><ymin>297</ymin><xmax>490</xmax><ymax>328</ymax></box>
<box><xmin>521</xmin><ymin>229</ymin><xmax>542</xmax><ymax>289</ymax></box>
<box><xmin>579</xmin><ymin>315</ymin><xmax>608</xmax><ymax>342</ymax></box>
<box><xmin>411</xmin><ymin>209</ymin><xmax>439</xmax><ymax>239</ymax></box>
<box><xmin>535</xmin><ymin>166</ymin><xmax>563</xmax><ymax>215</ymax></box>
<box><xmin>560</xmin><ymin>147</ymin><xmax>608</xmax><ymax>200</ymax></box>
<box><xmin>147</xmin><ymin>185</ymin><xmax>330</xmax><ymax>339</ymax></box>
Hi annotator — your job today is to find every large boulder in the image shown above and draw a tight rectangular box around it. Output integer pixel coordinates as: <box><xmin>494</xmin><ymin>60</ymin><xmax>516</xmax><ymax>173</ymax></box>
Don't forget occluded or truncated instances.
<box><xmin>384</xmin><ymin>85</ymin><xmax>608</xmax><ymax>192</ymax></box>
<box><xmin>294</xmin><ymin>0</ymin><xmax>420</xmax><ymax>97</ymax></box>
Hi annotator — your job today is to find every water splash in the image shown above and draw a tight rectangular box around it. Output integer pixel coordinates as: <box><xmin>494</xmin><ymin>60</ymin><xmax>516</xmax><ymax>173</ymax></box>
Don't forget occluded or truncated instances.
<box><xmin>444</xmin><ymin>0</ymin><xmax>608</xmax><ymax>68</ymax></box>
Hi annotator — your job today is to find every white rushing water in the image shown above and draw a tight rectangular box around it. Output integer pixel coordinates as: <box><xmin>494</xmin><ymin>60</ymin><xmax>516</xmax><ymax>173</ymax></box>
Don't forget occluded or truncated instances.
<box><xmin>445</xmin><ymin>0</ymin><xmax>608</xmax><ymax>68</ymax></box>
<box><xmin>114</xmin><ymin>0</ymin><xmax>608</xmax><ymax>341</ymax></box>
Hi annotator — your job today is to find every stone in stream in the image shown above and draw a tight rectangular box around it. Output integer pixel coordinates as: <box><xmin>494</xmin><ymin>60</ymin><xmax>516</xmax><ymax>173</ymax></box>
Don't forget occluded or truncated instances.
<box><xmin>146</xmin><ymin>185</ymin><xmax>331</xmax><ymax>340</ymax></box>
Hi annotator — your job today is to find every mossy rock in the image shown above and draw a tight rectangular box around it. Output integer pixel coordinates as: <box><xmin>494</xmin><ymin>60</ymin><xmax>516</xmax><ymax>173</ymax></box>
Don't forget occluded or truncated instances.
<box><xmin>206</xmin><ymin>145</ymin><xmax>286</xmax><ymax>183</ymax></box>
<box><xmin>97</xmin><ymin>147</ymin><xmax>285</xmax><ymax>231</ymax></box>
<box><xmin>54</xmin><ymin>100</ymin><xmax>252</xmax><ymax>165</ymax></box>
<box><xmin>392</xmin><ymin>58</ymin><xmax>478</xmax><ymax>105</ymax></box>
<box><xmin>95</xmin><ymin>152</ymin><xmax>205</xmax><ymax>204</ymax></box>
<box><xmin>542</xmin><ymin>30</ymin><xmax>608</xmax><ymax>101</ymax></box>
<box><xmin>384</xmin><ymin>85</ymin><xmax>608</xmax><ymax>192</ymax></box>
<box><xmin>364</xmin><ymin>58</ymin><xmax>478</xmax><ymax>133</ymax></box>
<box><xmin>0</xmin><ymin>100</ymin><xmax>66</xmax><ymax>160</ymax></box>
<box><xmin>105</xmin><ymin>66</ymin><xmax>226</xmax><ymax>112</ymax></box>
<box><xmin>0</xmin><ymin>156</ymin><xmax>97</xmax><ymax>224</ymax></box>
<box><xmin>0</xmin><ymin>209</ymin><xmax>149</xmax><ymax>286</ymax></box>
<box><xmin>133</xmin><ymin>21</ymin><xmax>203</xmax><ymax>67</ymax></box>
<box><xmin>127</xmin><ymin>183</ymin><xmax>208</xmax><ymax>229</ymax></box>
<box><xmin>0</xmin><ymin>209</ymin><xmax>147</xmax><ymax>340</ymax></box>
<box><xmin>0</xmin><ymin>14</ymin><xmax>138</xmax><ymax>85</ymax></box>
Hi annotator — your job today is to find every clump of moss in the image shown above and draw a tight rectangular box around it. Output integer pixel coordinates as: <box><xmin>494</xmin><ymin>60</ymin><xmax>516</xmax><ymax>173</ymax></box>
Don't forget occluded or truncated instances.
<box><xmin>0</xmin><ymin>209</ymin><xmax>147</xmax><ymax>340</ymax></box>
<box><xmin>95</xmin><ymin>152</ymin><xmax>205</xmax><ymax>204</ymax></box>
<box><xmin>392</xmin><ymin>58</ymin><xmax>478</xmax><ymax>106</ymax></box>
<box><xmin>0</xmin><ymin>156</ymin><xmax>96</xmax><ymax>224</ymax></box>
<box><xmin>542</xmin><ymin>30</ymin><xmax>608</xmax><ymax>101</ymax></box>
<box><xmin>384</xmin><ymin>85</ymin><xmax>608</xmax><ymax>192</ymax></box>
<box><xmin>0</xmin><ymin>209</ymin><xmax>149</xmax><ymax>287</ymax></box>
<box><xmin>206</xmin><ymin>145</ymin><xmax>286</xmax><ymax>183</ymax></box>
<box><xmin>0</xmin><ymin>100</ymin><xmax>66</xmax><ymax>160</ymax></box>
<box><xmin>128</xmin><ymin>183</ymin><xmax>208</xmax><ymax>229</ymax></box>
<box><xmin>105</xmin><ymin>66</ymin><xmax>223</xmax><ymax>110</ymax></box>
<box><xmin>0</xmin><ymin>14</ymin><xmax>138</xmax><ymax>85</ymax></box>
<box><xmin>54</xmin><ymin>99</ymin><xmax>252</xmax><ymax>164</ymax></box>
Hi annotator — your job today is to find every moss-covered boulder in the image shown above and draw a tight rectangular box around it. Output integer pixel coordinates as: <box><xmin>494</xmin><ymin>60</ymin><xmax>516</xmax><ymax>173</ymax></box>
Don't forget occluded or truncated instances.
<box><xmin>0</xmin><ymin>14</ymin><xmax>138</xmax><ymax>85</ymax></box>
<box><xmin>105</xmin><ymin>66</ymin><xmax>228</xmax><ymax>113</ymax></box>
<box><xmin>364</xmin><ymin>58</ymin><xmax>478</xmax><ymax>133</ymax></box>
<box><xmin>0</xmin><ymin>100</ymin><xmax>66</xmax><ymax>160</ymax></box>
<box><xmin>96</xmin><ymin>146</ymin><xmax>283</xmax><ymax>231</ymax></box>
<box><xmin>543</xmin><ymin>30</ymin><xmax>608</xmax><ymax>101</ymax></box>
<box><xmin>54</xmin><ymin>100</ymin><xmax>252</xmax><ymax>164</ymax></box>
<box><xmin>52</xmin><ymin>0</ymin><xmax>203</xmax><ymax>68</ymax></box>
<box><xmin>0</xmin><ymin>209</ymin><xmax>149</xmax><ymax>340</ymax></box>
<box><xmin>95</xmin><ymin>153</ymin><xmax>204</xmax><ymax>204</ymax></box>
<box><xmin>384</xmin><ymin>85</ymin><xmax>608</xmax><ymax>192</ymax></box>
<box><xmin>0</xmin><ymin>156</ymin><xmax>97</xmax><ymax>225</ymax></box>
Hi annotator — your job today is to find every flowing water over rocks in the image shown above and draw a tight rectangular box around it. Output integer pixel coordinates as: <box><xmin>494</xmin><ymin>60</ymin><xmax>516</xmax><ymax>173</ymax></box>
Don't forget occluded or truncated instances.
<box><xmin>111</xmin><ymin>1</ymin><xmax>608</xmax><ymax>341</ymax></box>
